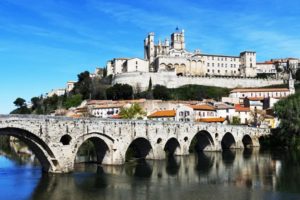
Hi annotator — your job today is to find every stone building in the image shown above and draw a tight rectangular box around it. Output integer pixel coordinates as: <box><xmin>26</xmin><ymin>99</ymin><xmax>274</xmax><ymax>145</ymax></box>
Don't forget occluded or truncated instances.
<box><xmin>107</xmin><ymin>28</ymin><xmax>260</xmax><ymax>78</ymax></box>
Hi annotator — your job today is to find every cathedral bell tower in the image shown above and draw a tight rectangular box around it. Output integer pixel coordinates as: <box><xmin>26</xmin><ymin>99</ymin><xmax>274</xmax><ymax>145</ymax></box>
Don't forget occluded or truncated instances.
<box><xmin>170</xmin><ymin>27</ymin><xmax>185</xmax><ymax>50</ymax></box>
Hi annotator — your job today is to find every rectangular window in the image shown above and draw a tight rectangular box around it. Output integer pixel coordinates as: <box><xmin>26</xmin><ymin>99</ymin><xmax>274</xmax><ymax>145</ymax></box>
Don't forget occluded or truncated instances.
<box><xmin>207</xmin><ymin>63</ymin><xmax>210</xmax><ymax>67</ymax></box>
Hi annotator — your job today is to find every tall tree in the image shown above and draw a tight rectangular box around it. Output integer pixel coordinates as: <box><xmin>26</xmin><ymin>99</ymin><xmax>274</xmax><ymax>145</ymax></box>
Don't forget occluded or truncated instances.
<box><xmin>147</xmin><ymin>77</ymin><xmax>152</xmax><ymax>91</ymax></box>
<box><xmin>14</xmin><ymin>98</ymin><xmax>26</xmax><ymax>108</ymax></box>
<box><xmin>73</xmin><ymin>71</ymin><xmax>92</xmax><ymax>99</ymax></box>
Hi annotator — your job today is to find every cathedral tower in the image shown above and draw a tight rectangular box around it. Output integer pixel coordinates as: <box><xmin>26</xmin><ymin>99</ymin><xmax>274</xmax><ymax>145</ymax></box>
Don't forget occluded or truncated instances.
<box><xmin>170</xmin><ymin>28</ymin><xmax>185</xmax><ymax>50</ymax></box>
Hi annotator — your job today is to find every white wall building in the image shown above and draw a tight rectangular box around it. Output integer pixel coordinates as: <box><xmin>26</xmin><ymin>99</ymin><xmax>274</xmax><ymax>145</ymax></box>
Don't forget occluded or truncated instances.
<box><xmin>256</xmin><ymin>62</ymin><xmax>277</xmax><ymax>75</ymax></box>
<box><xmin>175</xmin><ymin>104</ymin><xmax>194</xmax><ymax>122</ymax></box>
<box><xmin>47</xmin><ymin>89</ymin><xmax>66</xmax><ymax>98</ymax></box>
<box><xmin>90</xmin><ymin>103</ymin><xmax>124</xmax><ymax>118</ymax></box>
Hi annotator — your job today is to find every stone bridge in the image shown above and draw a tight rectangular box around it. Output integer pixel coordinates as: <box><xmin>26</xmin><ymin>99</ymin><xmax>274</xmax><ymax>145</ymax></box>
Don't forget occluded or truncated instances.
<box><xmin>0</xmin><ymin>115</ymin><xmax>270</xmax><ymax>173</ymax></box>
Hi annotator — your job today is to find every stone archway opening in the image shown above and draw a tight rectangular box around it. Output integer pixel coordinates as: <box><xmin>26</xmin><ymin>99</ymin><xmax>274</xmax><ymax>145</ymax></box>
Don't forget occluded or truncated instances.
<box><xmin>164</xmin><ymin>138</ymin><xmax>180</xmax><ymax>157</ymax></box>
<box><xmin>125</xmin><ymin>138</ymin><xmax>152</xmax><ymax>161</ymax></box>
<box><xmin>60</xmin><ymin>134</ymin><xmax>72</xmax><ymax>145</ymax></box>
<box><xmin>221</xmin><ymin>132</ymin><xmax>236</xmax><ymax>150</ymax></box>
<box><xmin>189</xmin><ymin>130</ymin><xmax>214</xmax><ymax>153</ymax></box>
<box><xmin>0</xmin><ymin>128</ymin><xmax>57</xmax><ymax>173</ymax></box>
<box><xmin>242</xmin><ymin>135</ymin><xmax>253</xmax><ymax>148</ymax></box>
<box><xmin>75</xmin><ymin>137</ymin><xmax>109</xmax><ymax>164</ymax></box>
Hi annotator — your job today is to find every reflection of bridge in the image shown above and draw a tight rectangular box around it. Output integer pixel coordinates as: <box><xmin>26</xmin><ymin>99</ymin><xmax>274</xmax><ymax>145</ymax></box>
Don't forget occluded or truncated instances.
<box><xmin>30</xmin><ymin>150</ymin><xmax>279</xmax><ymax>200</ymax></box>
<box><xmin>0</xmin><ymin>115</ymin><xmax>270</xmax><ymax>173</ymax></box>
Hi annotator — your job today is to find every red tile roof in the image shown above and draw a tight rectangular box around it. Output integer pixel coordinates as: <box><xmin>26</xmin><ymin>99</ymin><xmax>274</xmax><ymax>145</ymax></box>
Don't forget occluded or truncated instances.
<box><xmin>148</xmin><ymin>110</ymin><xmax>176</xmax><ymax>118</ymax></box>
<box><xmin>235</xmin><ymin>104</ymin><xmax>250</xmax><ymax>112</ymax></box>
<box><xmin>189</xmin><ymin>104</ymin><xmax>216</xmax><ymax>111</ymax></box>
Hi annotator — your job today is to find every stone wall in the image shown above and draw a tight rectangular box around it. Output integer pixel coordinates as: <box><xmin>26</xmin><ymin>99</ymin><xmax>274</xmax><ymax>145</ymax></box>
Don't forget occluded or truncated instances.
<box><xmin>112</xmin><ymin>72</ymin><xmax>284</xmax><ymax>91</ymax></box>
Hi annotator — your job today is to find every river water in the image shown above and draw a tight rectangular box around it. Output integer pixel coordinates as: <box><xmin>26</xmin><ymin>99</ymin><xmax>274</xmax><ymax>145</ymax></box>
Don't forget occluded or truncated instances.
<box><xmin>1</xmin><ymin>148</ymin><xmax>300</xmax><ymax>200</ymax></box>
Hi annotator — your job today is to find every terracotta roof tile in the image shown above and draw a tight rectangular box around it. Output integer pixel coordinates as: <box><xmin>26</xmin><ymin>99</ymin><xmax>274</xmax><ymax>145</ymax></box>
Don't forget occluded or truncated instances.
<box><xmin>235</xmin><ymin>104</ymin><xmax>250</xmax><ymax>112</ymax></box>
<box><xmin>148</xmin><ymin>110</ymin><xmax>176</xmax><ymax>118</ymax></box>
<box><xmin>189</xmin><ymin>104</ymin><xmax>216</xmax><ymax>111</ymax></box>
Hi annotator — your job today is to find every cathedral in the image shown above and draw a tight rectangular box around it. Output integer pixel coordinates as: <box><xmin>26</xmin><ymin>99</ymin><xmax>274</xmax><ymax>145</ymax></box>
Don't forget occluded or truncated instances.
<box><xmin>107</xmin><ymin>29</ymin><xmax>259</xmax><ymax>78</ymax></box>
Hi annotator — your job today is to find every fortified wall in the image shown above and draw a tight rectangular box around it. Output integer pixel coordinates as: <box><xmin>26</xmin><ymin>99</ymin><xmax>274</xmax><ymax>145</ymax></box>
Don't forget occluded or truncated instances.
<box><xmin>112</xmin><ymin>72</ymin><xmax>285</xmax><ymax>90</ymax></box>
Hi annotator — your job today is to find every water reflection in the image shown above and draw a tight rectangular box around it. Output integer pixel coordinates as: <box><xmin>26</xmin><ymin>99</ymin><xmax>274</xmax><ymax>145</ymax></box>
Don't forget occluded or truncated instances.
<box><xmin>194</xmin><ymin>152</ymin><xmax>214</xmax><ymax>174</ymax></box>
<box><xmin>243</xmin><ymin>148</ymin><xmax>253</xmax><ymax>160</ymax></box>
<box><xmin>2</xmin><ymin>148</ymin><xmax>300</xmax><ymax>200</ymax></box>
<box><xmin>125</xmin><ymin>159</ymin><xmax>153</xmax><ymax>178</ymax></box>
<box><xmin>222</xmin><ymin>149</ymin><xmax>236</xmax><ymax>167</ymax></box>
<box><xmin>166</xmin><ymin>156</ymin><xmax>180</xmax><ymax>176</ymax></box>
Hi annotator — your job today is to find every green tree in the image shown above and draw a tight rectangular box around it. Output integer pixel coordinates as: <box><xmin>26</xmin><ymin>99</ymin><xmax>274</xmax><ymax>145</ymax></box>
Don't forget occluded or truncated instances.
<box><xmin>153</xmin><ymin>85</ymin><xmax>170</xmax><ymax>100</ymax></box>
<box><xmin>73</xmin><ymin>71</ymin><xmax>92</xmax><ymax>99</ymax></box>
<box><xmin>273</xmin><ymin>93</ymin><xmax>300</xmax><ymax>148</ymax></box>
<box><xmin>119</xmin><ymin>103</ymin><xmax>146</xmax><ymax>119</ymax></box>
<box><xmin>231</xmin><ymin>116</ymin><xmax>241</xmax><ymax>125</ymax></box>
<box><xmin>11</xmin><ymin>97</ymin><xmax>31</xmax><ymax>114</ymax></box>
<box><xmin>63</xmin><ymin>94</ymin><xmax>83</xmax><ymax>109</ymax></box>
<box><xmin>14</xmin><ymin>98</ymin><xmax>26</xmax><ymax>108</ymax></box>
<box><xmin>31</xmin><ymin>97</ymin><xmax>41</xmax><ymax>110</ymax></box>
<box><xmin>148</xmin><ymin>77</ymin><xmax>152</xmax><ymax>91</ymax></box>
<box><xmin>106</xmin><ymin>84</ymin><xmax>133</xmax><ymax>100</ymax></box>
<box><xmin>91</xmin><ymin>77</ymin><xmax>107</xmax><ymax>100</ymax></box>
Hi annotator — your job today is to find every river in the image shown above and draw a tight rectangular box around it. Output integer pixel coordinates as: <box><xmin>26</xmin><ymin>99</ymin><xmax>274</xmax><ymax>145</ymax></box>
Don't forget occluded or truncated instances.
<box><xmin>1</xmin><ymin>148</ymin><xmax>300</xmax><ymax>200</ymax></box>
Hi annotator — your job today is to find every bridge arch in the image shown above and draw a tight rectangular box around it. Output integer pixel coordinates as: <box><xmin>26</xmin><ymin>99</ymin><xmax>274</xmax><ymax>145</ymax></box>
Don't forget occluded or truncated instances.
<box><xmin>73</xmin><ymin>133</ymin><xmax>113</xmax><ymax>165</ymax></box>
<box><xmin>221</xmin><ymin>132</ymin><xmax>236</xmax><ymax>149</ymax></box>
<box><xmin>164</xmin><ymin>137</ymin><xmax>180</xmax><ymax>156</ymax></box>
<box><xmin>125</xmin><ymin>137</ymin><xmax>153</xmax><ymax>161</ymax></box>
<box><xmin>242</xmin><ymin>134</ymin><xmax>253</xmax><ymax>148</ymax></box>
<box><xmin>0</xmin><ymin>127</ymin><xmax>57</xmax><ymax>172</ymax></box>
<box><xmin>189</xmin><ymin>130</ymin><xmax>214</xmax><ymax>152</ymax></box>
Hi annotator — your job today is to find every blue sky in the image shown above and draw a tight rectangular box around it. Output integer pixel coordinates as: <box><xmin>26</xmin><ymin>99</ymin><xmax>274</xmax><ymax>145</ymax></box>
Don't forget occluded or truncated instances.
<box><xmin>1</xmin><ymin>0</ymin><xmax>300</xmax><ymax>114</ymax></box>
